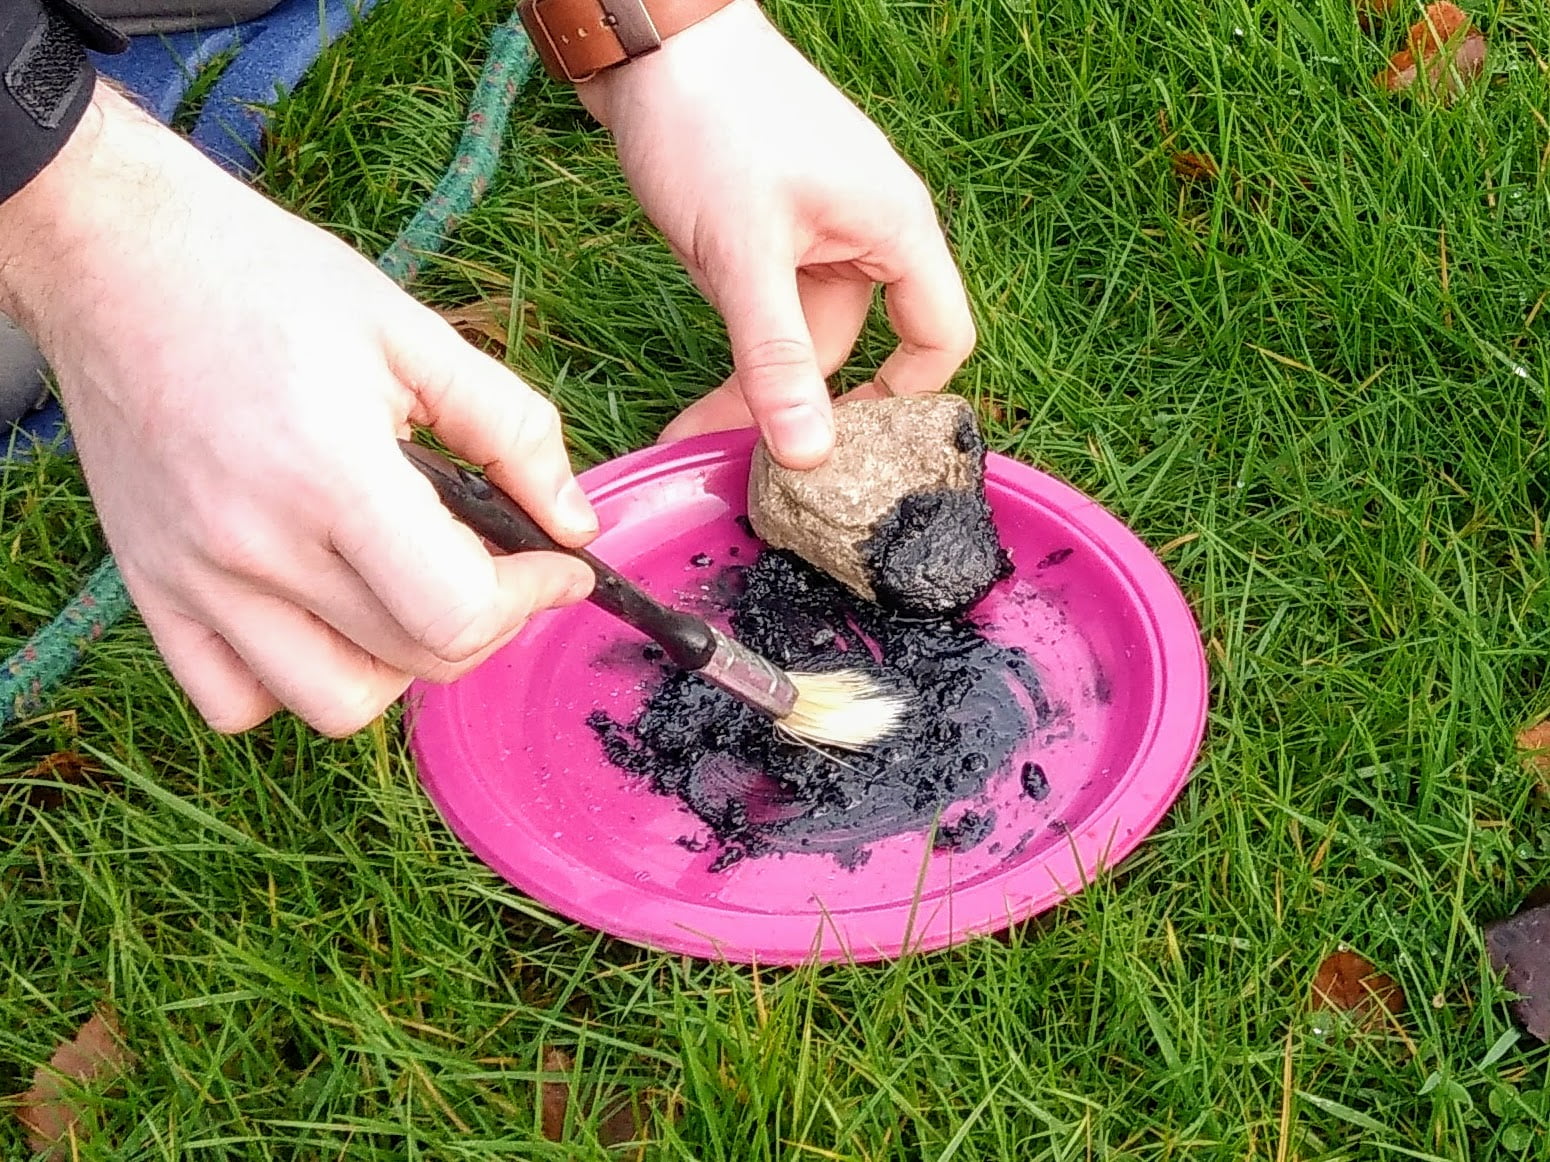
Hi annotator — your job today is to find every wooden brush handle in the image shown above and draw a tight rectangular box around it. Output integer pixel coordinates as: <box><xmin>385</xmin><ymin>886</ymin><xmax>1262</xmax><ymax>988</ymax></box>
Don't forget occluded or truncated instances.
<box><xmin>399</xmin><ymin>441</ymin><xmax>716</xmax><ymax>669</ymax></box>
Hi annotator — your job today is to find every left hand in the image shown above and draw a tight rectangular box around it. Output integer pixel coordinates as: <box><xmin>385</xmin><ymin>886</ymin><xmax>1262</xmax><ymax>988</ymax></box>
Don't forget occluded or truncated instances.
<box><xmin>579</xmin><ymin>0</ymin><xmax>976</xmax><ymax>469</ymax></box>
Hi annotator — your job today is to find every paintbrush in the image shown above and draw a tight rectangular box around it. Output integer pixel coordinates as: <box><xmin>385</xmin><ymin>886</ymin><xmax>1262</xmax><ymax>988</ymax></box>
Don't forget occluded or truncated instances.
<box><xmin>400</xmin><ymin>441</ymin><xmax>905</xmax><ymax>751</ymax></box>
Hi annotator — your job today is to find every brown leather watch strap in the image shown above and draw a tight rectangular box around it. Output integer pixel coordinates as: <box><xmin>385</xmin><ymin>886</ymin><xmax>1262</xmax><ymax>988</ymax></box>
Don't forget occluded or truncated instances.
<box><xmin>518</xmin><ymin>0</ymin><xmax>736</xmax><ymax>83</ymax></box>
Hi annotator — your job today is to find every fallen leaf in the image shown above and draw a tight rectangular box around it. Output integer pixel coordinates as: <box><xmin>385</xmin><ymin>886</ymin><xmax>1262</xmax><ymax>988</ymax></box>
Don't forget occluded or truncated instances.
<box><xmin>1487</xmin><ymin>903</ymin><xmax>1550</xmax><ymax>1042</ymax></box>
<box><xmin>5</xmin><ymin>751</ymin><xmax>108</xmax><ymax>810</ymax></box>
<box><xmin>1171</xmin><ymin>152</ymin><xmax>1220</xmax><ymax>181</ymax></box>
<box><xmin>537</xmin><ymin>1046</ymin><xmax>653</xmax><ymax>1157</ymax></box>
<box><xmin>1311</xmin><ymin>950</ymin><xmax>1405</xmax><ymax>1028</ymax></box>
<box><xmin>17</xmin><ymin>1008</ymin><xmax>137</xmax><ymax>1158</ymax></box>
<box><xmin>1522</xmin><ymin>881</ymin><xmax>1550</xmax><ymax>912</ymax></box>
<box><xmin>1376</xmin><ymin>2</ymin><xmax>1486</xmax><ymax>98</ymax></box>
<box><xmin>539</xmin><ymin>1046</ymin><xmax>571</xmax><ymax>1142</ymax></box>
<box><xmin>434</xmin><ymin>297</ymin><xmax>537</xmax><ymax>357</ymax></box>
<box><xmin>598</xmin><ymin>1093</ymin><xmax>646</xmax><ymax>1150</ymax></box>
<box><xmin>1517</xmin><ymin>719</ymin><xmax>1550</xmax><ymax>781</ymax></box>
<box><xmin>1357</xmin><ymin>0</ymin><xmax>1397</xmax><ymax>30</ymax></box>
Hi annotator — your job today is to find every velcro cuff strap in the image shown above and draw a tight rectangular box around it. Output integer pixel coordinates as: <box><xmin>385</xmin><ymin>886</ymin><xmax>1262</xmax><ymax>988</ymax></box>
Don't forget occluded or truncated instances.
<box><xmin>48</xmin><ymin>0</ymin><xmax>129</xmax><ymax>53</ymax></box>
<box><xmin>0</xmin><ymin>0</ymin><xmax>126</xmax><ymax>205</ymax></box>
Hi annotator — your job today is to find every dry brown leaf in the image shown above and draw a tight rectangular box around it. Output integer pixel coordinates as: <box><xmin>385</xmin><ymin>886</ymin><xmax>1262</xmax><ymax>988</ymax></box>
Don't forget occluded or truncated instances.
<box><xmin>1357</xmin><ymin>0</ymin><xmax>1397</xmax><ymax>30</ymax></box>
<box><xmin>539</xmin><ymin>1046</ymin><xmax>572</xmax><ymax>1142</ymax></box>
<box><xmin>1311</xmin><ymin>950</ymin><xmax>1405</xmax><ymax>1028</ymax></box>
<box><xmin>1377</xmin><ymin>2</ymin><xmax>1486</xmax><ymax>98</ymax></box>
<box><xmin>536</xmin><ymin>1046</ymin><xmax>651</xmax><ymax>1156</ymax></box>
<box><xmin>1487</xmin><ymin>904</ymin><xmax>1550</xmax><ymax>1042</ymax></box>
<box><xmin>434</xmin><ymin>297</ymin><xmax>538</xmax><ymax>357</ymax></box>
<box><xmin>1171</xmin><ymin>152</ymin><xmax>1220</xmax><ymax>182</ymax></box>
<box><xmin>7</xmin><ymin>751</ymin><xmax>108</xmax><ymax>810</ymax></box>
<box><xmin>17</xmin><ymin>1009</ymin><xmax>137</xmax><ymax>1158</ymax></box>
<box><xmin>1517</xmin><ymin>719</ymin><xmax>1550</xmax><ymax>780</ymax></box>
<box><xmin>598</xmin><ymin>1093</ymin><xmax>646</xmax><ymax>1150</ymax></box>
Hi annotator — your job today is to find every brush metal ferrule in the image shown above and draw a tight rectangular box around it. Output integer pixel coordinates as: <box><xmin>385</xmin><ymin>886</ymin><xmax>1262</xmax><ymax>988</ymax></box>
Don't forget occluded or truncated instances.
<box><xmin>697</xmin><ymin>626</ymin><xmax>799</xmax><ymax>720</ymax></box>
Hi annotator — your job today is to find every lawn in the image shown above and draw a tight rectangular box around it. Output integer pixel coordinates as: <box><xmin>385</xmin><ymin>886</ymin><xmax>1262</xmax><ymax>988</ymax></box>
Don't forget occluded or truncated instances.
<box><xmin>4</xmin><ymin>0</ymin><xmax>1550</xmax><ymax>1156</ymax></box>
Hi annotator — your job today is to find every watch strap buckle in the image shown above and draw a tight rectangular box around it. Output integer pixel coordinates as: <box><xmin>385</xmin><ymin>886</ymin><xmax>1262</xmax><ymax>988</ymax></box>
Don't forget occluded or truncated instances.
<box><xmin>519</xmin><ymin>0</ymin><xmax>663</xmax><ymax>84</ymax></box>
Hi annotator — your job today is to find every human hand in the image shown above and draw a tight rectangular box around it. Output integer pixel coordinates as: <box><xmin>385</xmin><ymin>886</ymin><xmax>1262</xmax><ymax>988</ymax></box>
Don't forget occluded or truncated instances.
<box><xmin>578</xmin><ymin>0</ymin><xmax>975</xmax><ymax>468</ymax></box>
<box><xmin>0</xmin><ymin>86</ymin><xmax>597</xmax><ymax>736</ymax></box>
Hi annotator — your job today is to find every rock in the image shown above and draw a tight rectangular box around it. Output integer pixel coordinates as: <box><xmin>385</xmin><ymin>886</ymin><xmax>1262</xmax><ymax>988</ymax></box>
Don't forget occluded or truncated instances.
<box><xmin>746</xmin><ymin>395</ymin><xmax>1009</xmax><ymax>616</ymax></box>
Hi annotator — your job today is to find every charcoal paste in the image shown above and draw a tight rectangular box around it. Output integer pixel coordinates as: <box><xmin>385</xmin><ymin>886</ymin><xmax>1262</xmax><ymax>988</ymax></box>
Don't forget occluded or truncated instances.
<box><xmin>1020</xmin><ymin>761</ymin><xmax>1050</xmax><ymax>801</ymax></box>
<box><xmin>747</xmin><ymin>395</ymin><xmax>1010</xmax><ymax>617</ymax></box>
<box><xmin>588</xmin><ymin>550</ymin><xmax>1053</xmax><ymax>871</ymax></box>
<box><xmin>854</xmin><ymin>410</ymin><xmax>1011</xmax><ymax>615</ymax></box>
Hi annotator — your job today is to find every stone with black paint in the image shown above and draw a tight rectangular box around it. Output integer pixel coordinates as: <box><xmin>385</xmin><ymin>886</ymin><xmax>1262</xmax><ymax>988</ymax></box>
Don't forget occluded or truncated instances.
<box><xmin>747</xmin><ymin>395</ymin><xmax>1010</xmax><ymax>616</ymax></box>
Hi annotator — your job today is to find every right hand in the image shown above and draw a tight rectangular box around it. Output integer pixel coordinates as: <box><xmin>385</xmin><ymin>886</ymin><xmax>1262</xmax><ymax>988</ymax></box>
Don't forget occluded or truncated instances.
<box><xmin>578</xmin><ymin>1</ymin><xmax>975</xmax><ymax>468</ymax></box>
<box><xmin>0</xmin><ymin>85</ymin><xmax>597</xmax><ymax>736</ymax></box>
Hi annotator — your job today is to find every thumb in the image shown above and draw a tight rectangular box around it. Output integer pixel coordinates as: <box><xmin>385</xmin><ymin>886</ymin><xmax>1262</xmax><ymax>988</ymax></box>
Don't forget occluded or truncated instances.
<box><xmin>712</xmin><ymin>250</ymin><xmax>834</xmax><ymax>469</ymax></box>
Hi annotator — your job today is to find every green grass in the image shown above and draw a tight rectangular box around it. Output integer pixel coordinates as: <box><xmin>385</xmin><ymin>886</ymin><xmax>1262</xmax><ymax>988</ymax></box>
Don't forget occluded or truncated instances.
<box><xmin>5</xmin><ymin>0</ymin><xmax>1550</xmax><ymax>1155</ymax></box>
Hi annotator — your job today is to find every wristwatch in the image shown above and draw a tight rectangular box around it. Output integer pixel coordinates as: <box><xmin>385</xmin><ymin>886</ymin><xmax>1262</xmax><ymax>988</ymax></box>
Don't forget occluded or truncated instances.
<box><xmin>517</xmin><ymin>0</ymin><xmax>737</xmax><ymax>84</ymax></box>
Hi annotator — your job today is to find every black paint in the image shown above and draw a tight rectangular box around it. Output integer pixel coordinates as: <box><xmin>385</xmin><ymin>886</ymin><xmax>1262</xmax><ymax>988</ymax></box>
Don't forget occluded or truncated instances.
<box><xmin>935</xmin><ymin>809</ymin><xmax>997</xmax><ymax>853</ymax></box>
<box><xmin>1090</xmin><ymin>667</ymin><xmax>1113</xmax><ymax>706</ymax></box>
<box><xmin>1005</xmin><ymin>827</ymin><xmax>1038</xmax><ymax>860</ymax></box>
<box><xmin>859</xmin><ymin>489</ymin><xmax>1012</xmax><ymax>616</ymax></box>
<box><xmin>855</xmin><ymin>412</ymin><xmax>1011</xmax><ymax>616</ymax></box>
<box><xmin>1020</xmin><ymin>761</ymin><xmax>1050</xmax><ymax>802</ymax></box>
<box><xmin>588</xmin><ymin>550</ymin><xmax>1050</xmax><ymax>870</ymax></box>
<box><xmin>953</xmin><ymin>414</ymin><xmax>980</xmax><ymax>453</ymax></box>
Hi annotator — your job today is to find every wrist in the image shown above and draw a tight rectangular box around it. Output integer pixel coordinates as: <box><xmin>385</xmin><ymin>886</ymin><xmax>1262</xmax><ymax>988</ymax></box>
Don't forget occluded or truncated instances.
<box><xmin>575</xmin><ymin>0</ymin><xmax>768</xmax><ymax>126</ymax></box>
<box><xmin>0</xmin><ymin>84</ymin><xmax>171</xmax><ymax>330</ymax></box>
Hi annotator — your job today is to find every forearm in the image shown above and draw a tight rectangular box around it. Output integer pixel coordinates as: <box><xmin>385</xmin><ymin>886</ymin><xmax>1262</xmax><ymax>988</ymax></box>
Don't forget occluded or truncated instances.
<box><xmin>0</xmin><ymin>89</ymin><xmax>98</xmax><ymax>322</ymax></box>
<box><xmin>0</xmin><ymin>81</ymin><xmax>196</xmax><ymax>357</ymax></box>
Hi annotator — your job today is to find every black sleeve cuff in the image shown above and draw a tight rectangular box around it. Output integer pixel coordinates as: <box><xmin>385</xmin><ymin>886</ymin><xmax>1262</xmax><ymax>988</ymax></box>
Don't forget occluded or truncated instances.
<box><xmin>0</xmin><ymin>0</ymin><xmax>127</xmax><ymax>205</ymax></box>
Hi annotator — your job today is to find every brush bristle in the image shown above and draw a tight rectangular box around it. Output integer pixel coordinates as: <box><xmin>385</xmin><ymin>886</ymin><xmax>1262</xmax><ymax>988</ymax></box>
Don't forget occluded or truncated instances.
<box><xmin>778</xmin><ymin>670</ymin><xmax>908</xmax><ymax>751</ymax></box>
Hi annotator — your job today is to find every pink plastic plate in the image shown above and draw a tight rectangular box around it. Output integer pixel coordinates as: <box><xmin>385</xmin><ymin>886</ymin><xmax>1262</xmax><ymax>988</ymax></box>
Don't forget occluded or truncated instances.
<box><xmin>406</xmin><ymin>429</ymin><xmax>1207</xmax><ymax>964</ymax></box>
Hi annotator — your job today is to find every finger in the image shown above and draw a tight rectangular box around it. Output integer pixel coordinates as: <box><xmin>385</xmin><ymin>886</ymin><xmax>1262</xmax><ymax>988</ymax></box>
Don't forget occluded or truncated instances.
<box><xmin>397</xmin><ymin>551</ymin><xmax>594</xmax><ymax>682</ymax></box>
<box><xmin>483</xmin><ymin>549</ymin><xmax>596</xmax><ymax>646</ymax></box>
<box><xmin>796</xmin><ymin>270</ymin><xmax>875</xmax><ymax>377</ymax></box>
<box><xmin>213</xmin><ymin>589</ymin><xmax>412</xmax><ymax>738</ymax></box>
<box><xmin>657</xmin><ymin>379</ymin><xmax>756</xmax><ymax>444</ymax></box>
<box><xmin>708</xmin><ymin>240</ymin><xmax>834</xmax><ymax>469</ymax></box>
<box><xmin>659</xmin><ymin>273</ymin><xmax>873</xmax><ymax>445</ymax></box>
<box><xmin>834</xmin><ymin>379</ymin><xmax>896</xmax><ymax>405</ymax></box>
<box><xmin>390</xmin><ymin>310</ymin><xmax>598</xmax><ymax>547</ymax></box>
<box><xmin>264</xmin><ymin>550</ymin><xmax>585</xmax><ymax>683</ymax></box>
<box><xmin>867</xmin><ymin>220</ymin><xmax>977</xmax><ymax>398</ymax></box>
<box><xmin>137</xmin><ymin>599</ymin><xmax>281</xmax><ymax>733</ymax></box>
<box><xmin>327</xmin><ymin>452</ymin><xmax>594</xmax><ymax>665</ymax></box>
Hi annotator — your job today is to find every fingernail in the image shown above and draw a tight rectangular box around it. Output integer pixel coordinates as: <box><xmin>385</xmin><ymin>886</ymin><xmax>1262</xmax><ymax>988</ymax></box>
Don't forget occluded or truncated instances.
<box><xmin>556</xmin><ymin>478</ymin><xmax>598</xmax><ymax>535</ymax></box>
<box><xmin>765</xmin><ymin>405</ymin><xmax>833</xmax><ymax>468</ymax></box>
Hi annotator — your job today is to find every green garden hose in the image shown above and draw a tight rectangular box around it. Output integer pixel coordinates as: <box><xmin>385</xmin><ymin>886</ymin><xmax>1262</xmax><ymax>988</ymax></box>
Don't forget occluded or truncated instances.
<box><xmin>1</xmin><ymin>13</ymin><xmax>536</xmax><ymax>733</ymax></box>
